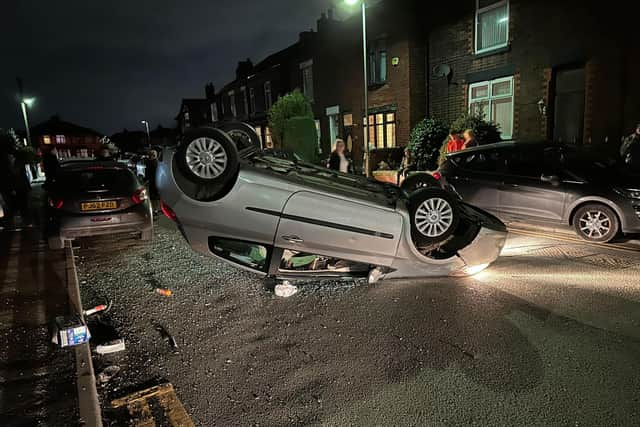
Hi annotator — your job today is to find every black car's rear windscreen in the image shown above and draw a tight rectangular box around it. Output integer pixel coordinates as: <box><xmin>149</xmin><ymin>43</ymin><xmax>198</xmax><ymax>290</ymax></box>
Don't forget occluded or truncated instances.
<box><xmin>56</xmin><ymin>168</ymin><xmax>138</xmax><ymax>194</ymax></box>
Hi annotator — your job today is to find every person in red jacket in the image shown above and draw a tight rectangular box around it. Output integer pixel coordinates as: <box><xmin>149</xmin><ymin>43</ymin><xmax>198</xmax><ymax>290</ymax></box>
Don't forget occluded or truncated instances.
<box><xmin>446</xmin><ymin>133</ymin><xmax>465</xmax><ymax>153</ymax></box>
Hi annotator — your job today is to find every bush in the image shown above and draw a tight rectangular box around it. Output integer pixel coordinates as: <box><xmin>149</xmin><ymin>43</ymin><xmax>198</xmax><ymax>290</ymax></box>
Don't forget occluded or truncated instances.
<box><xmin>449</xmin><ymin>113</ymin><xmax>501</xmax><ymax>145</ymax></box>
<box><xmin>282</xmin><ymin>116</ymin><xmax>318</xmax><ymax>163</ymax></box>
<box><xmin>268</xmin><ymin>89</ymin><xmax>314</xmax><ymax>147</ymax></box>
<box><xmin>408</xmin><ymin>118</ymin><xmax>449</xmax><ymax>171</ymax></box>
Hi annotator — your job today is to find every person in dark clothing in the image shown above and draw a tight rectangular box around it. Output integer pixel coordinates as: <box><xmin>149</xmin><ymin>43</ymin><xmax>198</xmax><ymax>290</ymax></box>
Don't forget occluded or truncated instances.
<box><xmin>11</xmin><ymin>151</ymin><xmax>32</xmax><ymax>225</ymax></box>
<box><xmin>328</xmin><ymin>139</ymin><xmax>353</xmax><ymax>174</ymax></box>
<box><xmin>620</xmin><ymin>123</ymin><xmax>640</xmax><ymax>169</ymax></box>
<box><xmin>145</xmin><ymin>150</ymin><xmax>159</xmax><ymax>199</ymax></box>
<box><xmin>42</xmin><ymin>147</ymin><xmax>60</xmax><ymax>190</ymax></box>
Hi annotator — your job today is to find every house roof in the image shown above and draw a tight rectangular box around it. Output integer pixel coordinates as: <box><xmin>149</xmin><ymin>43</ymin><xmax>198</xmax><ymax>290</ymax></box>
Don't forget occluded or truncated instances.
<box><xmin>31</xmin><ymin>115</ymin><xmax>102</xmax><ymax>137</ymax></box>
<box><xmin>175</xmin><ymin>98</ymin><xmax>211</xmax><ymax>120</ymax></box>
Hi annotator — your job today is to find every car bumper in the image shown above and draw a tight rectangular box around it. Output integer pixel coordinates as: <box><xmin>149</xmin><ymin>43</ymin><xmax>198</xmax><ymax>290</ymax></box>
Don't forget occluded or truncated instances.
<box><xmin>58</xmin><ymin>210</ymin><xmax>152</xmax><ymax>239</ymax></box>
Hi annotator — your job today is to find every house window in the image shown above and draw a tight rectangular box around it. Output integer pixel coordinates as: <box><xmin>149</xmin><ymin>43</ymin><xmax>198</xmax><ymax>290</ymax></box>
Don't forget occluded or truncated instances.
<box><xmin>264</xmin><ymin>81</ymin><xmax>273</xmax><ymax>110</ymax></box>
<box><xmin>475</xmin><ymin>0</ymin><xmax>509</xmax><ymax>54</ymax></box>
<box><xmin>254</xmin><ymin>126</ymin><xmax>263</xmax><ymax>146</ymax></box>
<box><xmin>249</xmin><ymin>87</ymin><xmax>256</xmax><ymax>114</ymax></box>
<box><xmin>43</xmin><ymin>135</ymin><xmax>51</xmax><ymax>145</ymax></box>
<box><xmin>315</xmin><ymin>120</ymin><xmax>321</xmax><ymax>152</ymax></box>
<box><xmin>240</xmin><ymin>87</ymin><xmax>248</xmax><ymax>117</ymax></box>
<box><xmin>468</xmin><ymin>76</ymin><xmax>514</xmax><ymax>139</ymax></box>
<box><xmin>55</xmin><ymin>135</ymin><xmax>66</xmax><ymax>144</ymax></box>
<box><xmin>300</xmin><ymin>60</ymin><xmax>314</xmax><ymax>102</ymax></box>
<box><xmin>368</xmin><ymin>40</ymin><xmax>387</xmax><ymax>85</ymax></box>
<box><xmin>265</xmin><ymin>127</ymin><xmax>273</xmax><ymax>148</ymax></box>
<box><xmin>229</xmin><ymin>91</ymin><xmax>237</xmax><ymax>117</ymax></box>
<box><xmin>211</xmin><ymin>102</ymin><xmax>218</xmax><ymax>122</ymax></box>
<box><xmin>364</xmin><ymin>111</ymin><xmax>396</xmax><ymax>149</ymax></box>
<box><xmin>343</xmin><ymin>113</ymin><xmax>353</xmax><ymax>127</ymax></box>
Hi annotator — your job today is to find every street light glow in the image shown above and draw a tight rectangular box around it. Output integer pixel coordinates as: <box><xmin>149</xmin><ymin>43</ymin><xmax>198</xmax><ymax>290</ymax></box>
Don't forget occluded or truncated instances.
<box><xmin>345</xmin><ymin>0</ymin><xmax>359</xmax><ymax>5</ymax></box>
<box><xmin>23</xmin><ymin>97</ymin><xmax>35</xmax><ymax>107</ymax></box>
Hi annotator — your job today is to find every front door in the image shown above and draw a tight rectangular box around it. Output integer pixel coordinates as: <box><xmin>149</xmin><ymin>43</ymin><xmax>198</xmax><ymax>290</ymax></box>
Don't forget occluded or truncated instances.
<box><xmin>275</xmin><ymin>191</ymin><xmax>402</xmax><ymax>267</ymax></box>
<box><xmin>553</xmin><ymin>67</ymin><xmax>585</xmax><ymax>144</ymax></box>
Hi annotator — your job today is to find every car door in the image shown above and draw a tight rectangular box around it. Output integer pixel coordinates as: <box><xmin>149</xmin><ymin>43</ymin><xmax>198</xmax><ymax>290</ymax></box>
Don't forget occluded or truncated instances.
<box><xmin>274</xmin><ymin>191</ymin><xmax>403</xmax><ymax>267</ymax></box>
<box><xmin>445</xmin><ymin>148</ymin><xmax>506</xmax><ymax>214</ymax></box>
<box><xmin>499</xmin><ymin>147</ymin><xmax>567</xmax><ymax>223</ymax></box>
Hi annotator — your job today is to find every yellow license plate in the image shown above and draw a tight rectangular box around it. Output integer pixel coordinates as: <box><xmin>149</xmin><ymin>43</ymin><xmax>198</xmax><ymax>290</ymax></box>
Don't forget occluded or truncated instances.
<box><xmin>81</xmin><ymin>201</ymin><xmax>118</xmax><ymax>211</ymax></box>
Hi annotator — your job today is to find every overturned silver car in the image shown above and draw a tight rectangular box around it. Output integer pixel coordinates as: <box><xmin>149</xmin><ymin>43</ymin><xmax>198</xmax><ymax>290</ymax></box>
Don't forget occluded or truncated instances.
<box><xmin>157</xmin><ymin>124</ymin><xmax>507</xmax><ymax>283</ymax></box>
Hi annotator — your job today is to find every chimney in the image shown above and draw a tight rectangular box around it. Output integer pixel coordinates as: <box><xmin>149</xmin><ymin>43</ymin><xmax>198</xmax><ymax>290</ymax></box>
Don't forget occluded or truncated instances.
<box><xmin>235</xmin><ymin>58</ymin><xmax>254</xmax><ymax>79</ymax></box>
<box><xmin>205</xmin><ymin>83</ymin><xmax>216</xmax><ymax>100</ymax></box>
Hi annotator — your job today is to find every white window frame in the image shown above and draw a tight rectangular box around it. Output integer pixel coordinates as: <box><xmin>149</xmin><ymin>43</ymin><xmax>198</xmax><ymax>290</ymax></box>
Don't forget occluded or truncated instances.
<box><xmin>300</xmin><ymin>59</ymin><xmax>314</xmax><ymax>102</ymax></box>
<box><xmin>211</xmin><ymin>102</ymin><xmax>218</xmax><ymax>122</ymax></box>
<box><xmin>475</xmin><ymin>0</ymin><xmax>510</xmax><ymax>55</ymax></box>
<box><xmin>55</xmin><ymin>134</ymin><xmax>66</xmax><ymax>144</ymax></box>
<box><xmin>228</xmin><ymin>91</ymin><xmax>237</xmax><ymax>118</ymax></box>
<box><xmin>468</xmin><ymin>75</ymin><xmax>514</xmax><ymax>139</ymax></box>
<box><xmin>264</xmin><ymin>81</ymin><xmax>273</xmax><ymax>110</ymax></box>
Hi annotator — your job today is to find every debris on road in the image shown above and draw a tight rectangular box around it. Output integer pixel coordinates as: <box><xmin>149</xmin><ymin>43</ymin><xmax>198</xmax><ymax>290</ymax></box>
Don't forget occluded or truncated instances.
<box><xmin>154</xmin><ymin>322</ymin><xmax>178</xmax><ymax>350</ymax></box>
<box><xmin>97</xmin><ymin>365</ymin><xmax>121</xmax><ymax>384</ymax></box>
<box><xmin>51</xmin><ymin>315</ymin><xmax>91</xmax><ymax>347</ymax></box>
<box><xmin>111</xmin><ymin>383</ymin><xmax>194</xmax><ymax>426</ymax></box>
<box><xmin>155</xmin><ymin>288</ymin><xmax>173</xmax><ymax>297</ymax></box>
<box><xmin>95</xmin><ymin>338</ymin><xmax>126</xmax><ymax>355</ymax></box>
<box><xmin>274</xmin><ymin>281</ymin><xmax>298</xmax><ymax>298</ymax></box>
<box><xmin>83</xmin><ymin>303</ymin><xmax>110</xmax><ymax>317</ymax></box>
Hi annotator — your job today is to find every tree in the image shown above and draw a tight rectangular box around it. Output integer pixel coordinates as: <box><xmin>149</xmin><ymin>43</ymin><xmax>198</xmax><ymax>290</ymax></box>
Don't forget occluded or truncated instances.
<box><xmin>408</xmin><ymin>118</ymin><xmax>449</xmax><ymax>171</ymax></box>
<box><xmin>268</xmin><ymin>89</ymin><xmax>314</xmax><ymax>148</ymax></box>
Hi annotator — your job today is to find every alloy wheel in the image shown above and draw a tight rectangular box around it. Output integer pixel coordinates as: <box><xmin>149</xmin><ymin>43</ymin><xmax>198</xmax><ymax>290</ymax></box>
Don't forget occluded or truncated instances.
<box><xmin>578</xmin><ymin>210</ymin><xmax>611</xmax><ymax>239</ymax></box>
<box><xmin>414</xmin><ymin>197</ymin><xmax>454</xmax><ymax>238</ymax></box>
<box><xmin>185</xmin><ymin>137</ymin><xmax>228</xmax><ymax>179</ymax></box>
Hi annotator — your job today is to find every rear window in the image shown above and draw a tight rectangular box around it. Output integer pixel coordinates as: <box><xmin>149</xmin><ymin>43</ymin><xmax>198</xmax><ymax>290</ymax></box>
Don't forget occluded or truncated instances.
<box><xmin>56</xmin><ymin>168</ymin><xmax>138</xmax><ymax>193</ymax></box>
<box><xmin>452</xmin><ymin>149</ymin><xmax>505</xmax><ymax>173</ymax></box>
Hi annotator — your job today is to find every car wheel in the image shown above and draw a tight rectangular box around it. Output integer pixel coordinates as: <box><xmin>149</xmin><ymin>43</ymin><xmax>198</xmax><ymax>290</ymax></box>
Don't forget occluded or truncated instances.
<box><xmin>409</xmin><ymin>188</ymin><xmax>460</xmax><ymax>247</ymax></box>
<box><xmin>218</xmin><ymin>122</ymin><xmax>262</xmax><ymax>152</ymax></box>
<box><xmin>401</xmin><ymin>173</ymin><xmax>439</xmax><ymax>193</ymax></box>
<box><xmin>48</xmin><ymin>235</ymin><xmax>65</xmax><ymax>250</ymax></box>
<box><xmin>573</xmin><ymin>203</ymin><xmax>619</xmax><ymax>243</ymax></box>
<box><xmin>176</xmin><ymin>128</ymin><xmax>239</xmax><ymax>186</ymax></box>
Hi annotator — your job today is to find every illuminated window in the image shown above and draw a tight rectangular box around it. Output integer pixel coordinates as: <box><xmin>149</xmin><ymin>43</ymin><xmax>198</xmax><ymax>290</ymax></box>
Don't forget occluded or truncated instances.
<box><xmin>43</xmin><ymin>135</ymin><xmax>51</xmax><ymax>145</ymax></box>
<box><xmin>343</xmin><ymin>113</ymin><xmax>353</xmax><ymax>127</ymax></box>
<box><xmin>364</xmin><ymin>112</ymin><xmax>396</xmax><ymax>149</ymax></box>
<box><xmin>254</xmin><ymin>126</ymin><xmax>263</xmax><ymax>146</ymax></box>
<box><xmin>300</xmin><ymin>59</ymin><xmax>314</xmax><ymax>102</ymax></box>
<box><xmin>55</xmin><ymin>135</ymin><xmax>65</xmax><ymax>144</ymax></box>
<box><xmin>469</xmin><ymin>76</ymin><xmax>513</xmax><ymax>138</ymax></box>
<box><xmin>264</xmin><ymin>81</ymin><xmax>273</xmax><ymax>110</ymax></box>
<box><xmin>476</xmin><ymin>0</ymin><xmax>509</xmax><ymax>54</ymax></box>
<box><xmin>265</xmin><ymin>127</ymin><xmax>273</xmax><ymax>148</ymax></box>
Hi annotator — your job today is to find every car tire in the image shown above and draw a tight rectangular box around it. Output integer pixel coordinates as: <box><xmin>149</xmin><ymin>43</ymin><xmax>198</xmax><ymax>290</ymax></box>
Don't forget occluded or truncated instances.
<box><xmin>140</xmin><ymin>228</ymin><xmax>153</xmax><ymax>241</ymax></box>
<box><xmin>409</xmin><ymin>188</ymin><xmax>460</xmax><ymax>247</ymax></box>
<box><xmin>176</xmin><ymin>128</ymin><xmax>239</xmax><ymax>187</ymax></box>
<box><xmin>48</xmin><ymin>235</ymin><xmax>65</xmax><ymax>250</ymax></box>
<box><xmin>573</xmin><ymin>203</ymin><xmax>619</xmax><ymax>243</ymax></box>
<box><xmin>218</xmin><ymin>122</ymin><xmax>262</xmax><ymax>152</ymax></box>
<box><xmin>401</xmin><ymin>173</ymin><xmax>440</xmax><ymax>193</ymax></box>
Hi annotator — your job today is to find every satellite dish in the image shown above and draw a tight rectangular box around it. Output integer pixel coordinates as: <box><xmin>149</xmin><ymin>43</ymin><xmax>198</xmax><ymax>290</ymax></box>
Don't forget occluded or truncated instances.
<box><xmin>432</xmin><ymin>64</ymin><xmax>451</xmax><ymax>78</ymax></box>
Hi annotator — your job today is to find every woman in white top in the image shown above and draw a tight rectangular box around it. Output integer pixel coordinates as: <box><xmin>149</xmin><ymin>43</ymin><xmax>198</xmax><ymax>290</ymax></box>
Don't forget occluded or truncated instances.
<box><xmin>328</xmin><ymin>139</ymin><xmax>352</xmax><ymax>174</ymax></box>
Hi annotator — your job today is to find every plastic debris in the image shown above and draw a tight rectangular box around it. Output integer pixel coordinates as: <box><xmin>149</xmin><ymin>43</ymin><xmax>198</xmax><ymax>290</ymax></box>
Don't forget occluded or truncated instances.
<box><xmin>83</xmin><ymin>304</ymin><xmax>108</xmax><ymax>317</ymax></box>
<box><xmin>274</xmin><ymin>281</ymin><xmax>298</xmax><ymax>298</ymax></box>
<box><xmin>51</xmin><ymin>315</ymin><xmax>91</xmax><ymax>347</ymax></box>
<box><xmin>155</xmin><ymin>288</ymin><xmax>173</xmax><ymax>297</ymax></box>
<box><xmin>97</xmin><ymin>365</ymin><xmax>121</xmax><ymax>384</ymax></box>
<box><xmin>154</xmin><ymin>323</ymin><xmax>178</xmax><ymax>349</ymax></box>
<box><xmin>95</xmin><ymin>338</ymin><xmax>126</xmax><ymax>355</ymax></box>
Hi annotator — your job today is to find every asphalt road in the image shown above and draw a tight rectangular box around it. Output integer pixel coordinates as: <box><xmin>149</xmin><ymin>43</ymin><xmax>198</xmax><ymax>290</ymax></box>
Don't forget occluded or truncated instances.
<box><xmin>76</xmin><ymin>218</ymin><xmax>640</xmax><ymax>426</ymax></box>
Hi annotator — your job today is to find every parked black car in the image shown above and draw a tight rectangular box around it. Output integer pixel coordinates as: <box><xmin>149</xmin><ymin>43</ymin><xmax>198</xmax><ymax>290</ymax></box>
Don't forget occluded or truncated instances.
<box><xmin>439</xmin><ymin>141</ymin><xmax>640</xmax><ymax>243</ymax></box>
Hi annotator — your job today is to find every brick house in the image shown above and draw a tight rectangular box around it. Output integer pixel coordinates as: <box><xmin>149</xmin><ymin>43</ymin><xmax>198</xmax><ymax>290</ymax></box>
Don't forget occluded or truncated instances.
<box><xmin>32</xmin><ymin>115</ymin><xmax>103</xmax><ymax>159</ymax></box>
<box><xmin>426</xmin><ymin>0</ymin><xmax>639</xmax><ymax>146</ymax></box>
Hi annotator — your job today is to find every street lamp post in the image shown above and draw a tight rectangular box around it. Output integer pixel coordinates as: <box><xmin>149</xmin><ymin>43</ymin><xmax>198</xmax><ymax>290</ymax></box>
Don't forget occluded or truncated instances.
<box><xmin>20</xmin><ymin>98</ymin><xmax>35</xmax><ymax>146</ymax></box>
<box><xmin>345</xmin><ymin>0</ymin><xmax>370</xmax><ymax>176</ymax></box>
<box><xmin>141</xmin><ymin>120</ymin><xmax>151</xmax><ymax>146</ymax></box>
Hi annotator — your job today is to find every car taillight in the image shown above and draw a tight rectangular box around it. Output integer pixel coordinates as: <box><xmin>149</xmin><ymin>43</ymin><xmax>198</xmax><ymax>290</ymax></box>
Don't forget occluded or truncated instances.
<box><xmin>160</xmin><ymin>200</ymin><xmax>177</xmax><ymax>222</ymax></box>
<box><xmin>49</xmin><ymin>198</ymin><xmax>64</xmax><ymax>209</ymax></box>
<box><xmin>132</xmin><ymin>188</ymin><xmax>148</xmax><ymax>205</ymax></box>
<box><xmin>432</xmin><ymin>171</ymin><xmax>442</xmax><ymax>180</ymax></box>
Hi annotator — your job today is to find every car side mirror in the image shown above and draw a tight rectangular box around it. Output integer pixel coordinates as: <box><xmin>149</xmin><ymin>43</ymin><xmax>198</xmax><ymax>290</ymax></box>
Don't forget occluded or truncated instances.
<box><xmin>541</xmin><ymin>174</ymin><xmax>561</xmax><ymax>186</ymax></box>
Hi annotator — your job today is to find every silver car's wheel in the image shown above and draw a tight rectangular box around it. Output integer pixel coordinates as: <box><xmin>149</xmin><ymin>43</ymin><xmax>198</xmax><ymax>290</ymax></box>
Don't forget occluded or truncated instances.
<box><xmin>414</xmin><ymin>197</ymin><xmax>454</xmax><ymax>238</ymax></box>
<box><xmin>185</xmin><ymin>137</ymin><xmax>228</xmax><ymax>180</ymax></box>
<box><xmin>573</xmin><ymin>203</ymin><xmax>619</xmax><ymax>243</ymax></box>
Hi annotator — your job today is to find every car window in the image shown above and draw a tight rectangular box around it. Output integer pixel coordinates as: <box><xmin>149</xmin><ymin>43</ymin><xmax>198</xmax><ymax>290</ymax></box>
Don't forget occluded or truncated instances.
<box><xmin>454</xmin><ymin>149</ymin><xmax>505</xmax><ymax>173</ymax></box>
<box><xmin>209</xmin><ymin>238</ymin><xmax>269</xmax><ymax>272</ymax></box>
<box><xmin>56</xmin><ymin>168</ymin><xmax>138</xmax><ymax>193</ymax></box>
<box><xmin>505</xmin><ymin>147</ymin><xmax>563</xmax><ymax>179</ymax></box>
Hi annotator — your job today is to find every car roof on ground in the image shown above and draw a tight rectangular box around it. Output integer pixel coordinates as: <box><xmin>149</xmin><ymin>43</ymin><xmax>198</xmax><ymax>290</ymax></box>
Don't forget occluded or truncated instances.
<box><xmin>446</xmin><ymin>140</ymin><xmax>560</xmax><ymax>156</ymax></box>
<box><xmin>60</xmin><ymin>161</ymin><xmax>130</xmax><ymax>171</ymax></box>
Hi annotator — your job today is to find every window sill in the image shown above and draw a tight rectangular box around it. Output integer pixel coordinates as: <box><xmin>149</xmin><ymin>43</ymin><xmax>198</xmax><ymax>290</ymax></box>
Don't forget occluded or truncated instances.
<box><xmin>368</xmin><ymin>82</ymin><xmax>387</xmax><ymax>90</ymax></box>
<box><xmin>474</xmin><ymin>45</ymin><xmax>510</xmax><ymax>59</ymax></box>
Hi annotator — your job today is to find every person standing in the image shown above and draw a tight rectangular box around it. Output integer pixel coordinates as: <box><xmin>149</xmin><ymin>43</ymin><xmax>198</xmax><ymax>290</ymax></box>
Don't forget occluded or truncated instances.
<box><xmin>463</xmin><ymin>129</ymin><xmax>478</xmax><ymax>149</ymax></box>
<box><xmin>446</xmin><ymin>133</ymin><xmax>465</xmax><ymax>153</ymax></box>
<box><xmin>145</xmin><ymin>150</ymin><xmax>159</xmax><ymax>199</ymax></box>
<box><xmin>620</xmin><ymin>123</ymin><xmax>640</xmax><ymax>167</ymax></box>
<box><xmin>328</xmin><ymin>139</ymin><xmax>353</xmax><ymax>174</ymax></box>
<box><xmin>42</xmin><ymin>147</ymin><xmax>60</xmax><ymax>191</ymax></box>
<box><xmin>11</xmin><ymin>149</ymin><xmax>32</xmax><ymax>226</ymax></box>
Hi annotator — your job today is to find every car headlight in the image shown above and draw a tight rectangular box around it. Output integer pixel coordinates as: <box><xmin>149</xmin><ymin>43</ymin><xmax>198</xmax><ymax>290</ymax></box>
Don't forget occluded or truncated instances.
<box><xmin>614</xmin><ymin>188</ymin><xmax>640</xmax><ymax>199</ymax></box>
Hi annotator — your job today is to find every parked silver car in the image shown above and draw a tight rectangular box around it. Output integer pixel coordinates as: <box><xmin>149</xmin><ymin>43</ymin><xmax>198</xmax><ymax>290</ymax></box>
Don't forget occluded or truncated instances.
<box><xmin>47</xmin><ymin>161</ymin><xmax>153</xmax><ymax>249</ymax></box>
<box><xmin>157</xmin><ymin>124</ymin><xmax>508</xmax><ymax>283</ymax></box>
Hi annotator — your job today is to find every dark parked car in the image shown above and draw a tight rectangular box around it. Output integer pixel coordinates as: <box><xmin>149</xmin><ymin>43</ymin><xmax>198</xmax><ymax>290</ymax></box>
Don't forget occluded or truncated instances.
<box><xmin>439</xmin><ymin>141</ymin><xmax>640</xmax><ymax>243</ymax></box>
<box><xmin>47</xmin><ymin>161</ymin><xmax>153</xmax><ymax>249</ymax></box>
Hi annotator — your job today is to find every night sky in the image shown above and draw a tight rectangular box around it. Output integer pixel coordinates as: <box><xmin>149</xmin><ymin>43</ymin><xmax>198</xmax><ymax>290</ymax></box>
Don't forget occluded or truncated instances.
<box><xmin>2</xmin><ymin>0</ymin><xmax>336</xmax><ymax>135</ymax></box>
